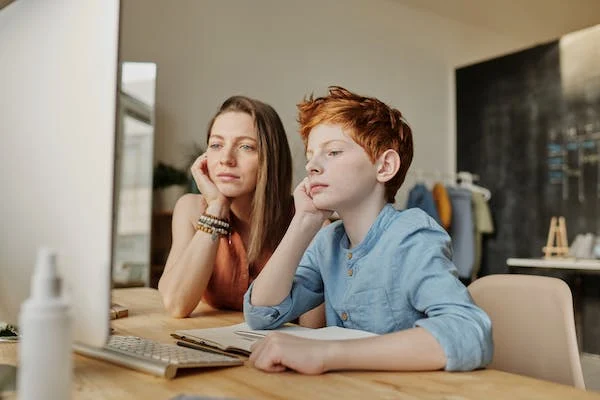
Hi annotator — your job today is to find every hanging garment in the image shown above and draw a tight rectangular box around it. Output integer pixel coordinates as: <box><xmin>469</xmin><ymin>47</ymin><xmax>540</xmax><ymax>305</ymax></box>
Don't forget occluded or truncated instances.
<box><xmin>406</xmin><ymin>183</ymin><xmax>441</xmax><ymax>226</ymax></box>
<box><xmin>447</xmin><ymin>186</ymin><xmax>475</xmax><ymax>279</ymax></box>
<box><xmin>432</xmin><ymin>183</ymin><xmax>452</xmax><ymax>230</ymax></box>
<box><xmin>471</xmin><ymin>192</ymin><xmax>494</xmax><ymax>281</ymax></box>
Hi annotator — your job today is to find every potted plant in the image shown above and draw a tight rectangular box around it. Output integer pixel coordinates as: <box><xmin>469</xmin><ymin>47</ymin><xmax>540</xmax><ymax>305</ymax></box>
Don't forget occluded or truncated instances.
<box><xmin>152</xmin><ymin>143</ymin><xmax>205</xmax><ymax>211</ymax></box>
<box><xmin>152</xmin><ymin>162</ymin><xmax>189</xmax><ymax>212</ymax></box>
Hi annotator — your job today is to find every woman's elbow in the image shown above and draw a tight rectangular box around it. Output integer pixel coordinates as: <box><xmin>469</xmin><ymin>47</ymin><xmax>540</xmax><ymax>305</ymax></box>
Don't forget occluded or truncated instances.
<box><xmin>167</xmin><ymin>303</ymin><xmax>192</xmax><ymax>319</ymax></box>
<box><xmin>159</xmin><ymin>289</ymin><xmax>193</xmax><ymax>318</ymax></box>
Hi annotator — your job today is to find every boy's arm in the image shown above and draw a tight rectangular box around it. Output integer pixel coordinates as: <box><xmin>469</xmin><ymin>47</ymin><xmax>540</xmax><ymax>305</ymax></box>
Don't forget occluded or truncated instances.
<box><xmin>324</xmin><ymin>328</ymin><xmax>446</xmax><ymax>371</ymax></box>
<box><xmin>243</xmin><ymin>222</ymin><xmax>325</xmax><ymax>329</ymax></box>
<box><xmin>249</xmin><ymin>213</ymin><xmax>323</xmax><ymax>306</ymax></box>
<box><xmin>244</xmin><ymin>178</ymin><xmax>332</xmax><ymax>329</ymax></box>
<box><xmin>404</xmin><ymin>229</ymin><xmax>493</xmax><ymax>371</ymax></box>
<box><xmin>250</xmin><ymin>327</ymin><xmax>446</xmax><ymax>374</ymax></box>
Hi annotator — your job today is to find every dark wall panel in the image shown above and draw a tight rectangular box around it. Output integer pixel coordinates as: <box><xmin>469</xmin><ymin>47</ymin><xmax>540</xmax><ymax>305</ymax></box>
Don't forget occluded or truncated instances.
<box><xmin>456</xmin><ymin>38</ymin><xmax>600</xmax><ymax>353</ymax></box>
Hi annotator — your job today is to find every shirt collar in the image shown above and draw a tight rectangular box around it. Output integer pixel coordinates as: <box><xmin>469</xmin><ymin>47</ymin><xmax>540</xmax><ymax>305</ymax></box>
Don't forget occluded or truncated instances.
<box><xmin>339</xmin><ymin>203</ymin><xmax>396</xmax><ymax>255</ymax></box>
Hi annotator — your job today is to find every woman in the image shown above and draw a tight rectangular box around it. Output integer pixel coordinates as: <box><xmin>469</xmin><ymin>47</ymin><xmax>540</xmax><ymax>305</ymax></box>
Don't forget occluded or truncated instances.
<box><xmin>158</xmin><ymin>95</ymin><xmax>324</xmax><ymax>325</ymax></box>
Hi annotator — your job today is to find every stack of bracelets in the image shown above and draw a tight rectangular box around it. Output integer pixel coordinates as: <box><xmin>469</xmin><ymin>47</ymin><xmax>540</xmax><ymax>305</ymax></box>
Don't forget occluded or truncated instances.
<box><xmin>195</xmin><ymin>213</ymin><xmax>231</xmax><ymax>242</ymax></box>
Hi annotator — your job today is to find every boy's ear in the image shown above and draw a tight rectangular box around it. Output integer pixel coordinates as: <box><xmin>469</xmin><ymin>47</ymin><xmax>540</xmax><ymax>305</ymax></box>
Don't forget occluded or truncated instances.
<box><xmin>376</xmin><ymin>149</ymin><xmax>400</xmax><ymax>183</ymax></box>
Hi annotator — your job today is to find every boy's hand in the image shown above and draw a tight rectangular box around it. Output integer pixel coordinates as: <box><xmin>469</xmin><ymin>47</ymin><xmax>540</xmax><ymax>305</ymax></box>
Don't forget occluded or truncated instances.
<box><xmin>293</xmin><ymin>178</ymin><xmax>333</xmax><ymax>224</ymax></box>
<box><xmin>190</xmin><ymin>153</ymin><xmax>230</xmax><ymax>213</ymax></box>
<box><xmin>249</xmin><ymin>333</ymin><xmax>331</xmax><ymax>375</ymax></box>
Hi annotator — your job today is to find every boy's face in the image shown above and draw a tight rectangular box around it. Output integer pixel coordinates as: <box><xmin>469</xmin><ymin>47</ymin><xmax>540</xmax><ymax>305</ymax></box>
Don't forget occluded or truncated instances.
<box><xmin>305</xmin><ymin>124</ymin><xmax>380</xmax><ymax>211</ymax></box>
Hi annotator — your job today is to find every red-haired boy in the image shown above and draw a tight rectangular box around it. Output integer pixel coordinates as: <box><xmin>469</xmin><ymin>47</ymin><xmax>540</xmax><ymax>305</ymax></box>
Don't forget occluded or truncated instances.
<box><xmin>244</xmin><ymin>87</ymin><xmax>492</xmax><ymax>374</ymax></box>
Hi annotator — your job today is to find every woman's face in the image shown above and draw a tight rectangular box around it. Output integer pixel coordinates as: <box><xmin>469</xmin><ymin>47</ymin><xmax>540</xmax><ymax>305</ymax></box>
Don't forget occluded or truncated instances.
<box><xmin>207</xmin><ymin>111</ymin><xmax>259</xmax><ymax>200</ymax></box>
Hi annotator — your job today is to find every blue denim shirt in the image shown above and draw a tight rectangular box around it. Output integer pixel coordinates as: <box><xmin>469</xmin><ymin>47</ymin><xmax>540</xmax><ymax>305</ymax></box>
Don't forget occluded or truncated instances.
<box><xmin>244</xmin><ymin>205</ymin><xmax>493</xmax><ymax>371</ymax></box>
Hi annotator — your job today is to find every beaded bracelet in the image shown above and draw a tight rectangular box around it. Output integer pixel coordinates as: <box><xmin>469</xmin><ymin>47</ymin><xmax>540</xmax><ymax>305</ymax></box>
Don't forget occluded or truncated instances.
<box><xmin>198</xmin><ymin>213</ymin><xmax>230</xmax><ymax>230</ymax></box>
<box><xmin>195</xmin><ymin>221</ymin><xmax>230</xmax><ymax>242</ymax></box>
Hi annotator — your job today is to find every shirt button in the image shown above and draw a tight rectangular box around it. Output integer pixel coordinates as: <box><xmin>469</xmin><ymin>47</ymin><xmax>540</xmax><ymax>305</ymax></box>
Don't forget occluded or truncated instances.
<box><xmin>347</xmin><ymin>252</ymin><xmax>353</xmax><ymax>260</ymax></box>
<box><xmin>347</xmin><ymin>269</ymin><xmax>353</xmax><ymax>277</ymax></box>
<box><xmin>341</xmin><ymin>312</ymin><xmax>348</xmax><ymax>321</ymax></box>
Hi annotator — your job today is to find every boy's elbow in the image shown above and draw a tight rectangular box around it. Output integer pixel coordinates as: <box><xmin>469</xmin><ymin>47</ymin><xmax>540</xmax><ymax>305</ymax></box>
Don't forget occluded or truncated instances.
<box><xmin>462</xmin><ymin>317</ymin><xmax>494</xmax><ymax>370</ymax></box>
<box><xmin>443</xmin><ymin>317</ymin><xmax>493</xmax><ymax>371</ymax></box>
<box><xmin>244</xmin><ymin>314</ymin><xmax>270</xmax><ymax>330</ymax></box>
<box><xmin>243</xmin><ymin>299</ymin><xmax>282</xmax><ymax>330</ymax></box>
<box><xmin>243</xmin><ymin>303</ymin><xmax>272</xmax><ymax>330</ymax></box>
<box><xmin>480</xmin><ymin>318</ymin><xmax>494</xmax><ymax>367</ymax></box>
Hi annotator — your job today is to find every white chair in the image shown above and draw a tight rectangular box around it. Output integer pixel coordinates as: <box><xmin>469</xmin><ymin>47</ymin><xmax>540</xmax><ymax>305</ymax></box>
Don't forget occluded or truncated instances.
<box><xmin>468</xmin><ymin>274</ymin><xmax>585</xmax><ymax>389</ymax></box>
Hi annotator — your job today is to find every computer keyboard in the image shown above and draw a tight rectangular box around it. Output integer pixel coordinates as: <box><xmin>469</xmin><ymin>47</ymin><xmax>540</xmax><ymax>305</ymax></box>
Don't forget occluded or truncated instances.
<box><xmin>73</xmin><ymin>335</ymin><xmax>243</xmax><ymax>379</ymax></box>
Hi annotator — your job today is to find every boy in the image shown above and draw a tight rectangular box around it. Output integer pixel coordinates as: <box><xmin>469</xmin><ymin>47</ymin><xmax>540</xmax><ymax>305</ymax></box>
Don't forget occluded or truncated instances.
<box><xmin>243</xmin><ymin>86</ymin><xmax>492</xmax><ymax>374</ymax></box>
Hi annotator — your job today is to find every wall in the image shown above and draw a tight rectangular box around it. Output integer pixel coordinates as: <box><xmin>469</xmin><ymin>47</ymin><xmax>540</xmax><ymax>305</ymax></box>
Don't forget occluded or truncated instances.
<box><xmin>456</xmin><ymin>25</ymin><xmax>600</xmax><ymax>352</ymax></box>
<box><xmin>396</xmin><ymin>0</ymin><xmax>600</xmax><ymax>61</ymax></box>
<box><xmin>119</xmin><ymin>0</ymin><xmax>524</xmax><ymax>206</ymax></box>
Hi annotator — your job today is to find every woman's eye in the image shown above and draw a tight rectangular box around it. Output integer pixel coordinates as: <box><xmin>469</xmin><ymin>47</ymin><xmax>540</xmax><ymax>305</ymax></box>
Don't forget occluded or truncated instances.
<box><xmin>240</xmin><ymin>144</ymin><xmax>256</xmax><ymax>151</ymax></box>
<box><xmin>328</xmin><ymin>150</ymin><xmax>342</xmax><ymax>156</ymax></box>
<box><xmin>208</xmin><ymin>143</ymin><xmax>222</xmax><ymax>150</ymax></box>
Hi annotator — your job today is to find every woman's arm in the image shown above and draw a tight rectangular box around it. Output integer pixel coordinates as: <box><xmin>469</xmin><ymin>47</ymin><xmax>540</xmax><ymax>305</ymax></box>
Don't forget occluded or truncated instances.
<box><xmin>158</xmin><ymin>194</ymin><xmax>228</xmax><ymax>318</ymax></box>
<box><xmin>249</xmin><ymin>327</ymin><xmax>446</xmax><ymax>374</ymax></box>
<box><xmin>298</xmin><ymin>303</ymin><xmax>326</xmax><ymax>328</ymax></box>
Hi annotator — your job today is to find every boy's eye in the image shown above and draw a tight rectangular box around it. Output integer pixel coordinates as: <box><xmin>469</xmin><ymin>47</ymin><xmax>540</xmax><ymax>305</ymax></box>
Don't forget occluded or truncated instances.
<box><xmin>208</xmin><ymin>143</ymin><xmax>222</xmax><ymax>149</ymax></box>
<box><xmin>328</xmin><ymin>150</ymin><xmax>342</xmax><ymax>156</ymax></box>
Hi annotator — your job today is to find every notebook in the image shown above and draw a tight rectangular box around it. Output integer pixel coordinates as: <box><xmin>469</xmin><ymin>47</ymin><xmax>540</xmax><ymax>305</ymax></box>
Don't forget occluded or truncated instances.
<box><xmin>172</xmin><ymin>323</ymin><xmax>377</xmax><ymax>357</ymax></box>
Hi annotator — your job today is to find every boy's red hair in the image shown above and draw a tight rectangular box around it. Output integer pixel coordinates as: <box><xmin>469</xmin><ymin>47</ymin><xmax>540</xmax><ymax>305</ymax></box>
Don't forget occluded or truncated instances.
<box><xmin>297</xmin><ymin>86</ymin><xmax>414</xmax><ymax>203</ymax></box>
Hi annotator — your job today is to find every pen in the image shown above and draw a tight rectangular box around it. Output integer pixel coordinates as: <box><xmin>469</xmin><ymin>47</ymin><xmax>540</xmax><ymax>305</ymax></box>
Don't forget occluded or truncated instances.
<box><xmin>234</xmin><ymin>331</ymin><xmax>265</xmax><ymax>340</ymax></box>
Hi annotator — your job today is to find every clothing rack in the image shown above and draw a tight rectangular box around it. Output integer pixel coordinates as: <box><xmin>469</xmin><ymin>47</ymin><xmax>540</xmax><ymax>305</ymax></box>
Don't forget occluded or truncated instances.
<box><xmin>407</xmin><ymin>169</ymin><xmax>480</xmax><ymax>183</ymax></box>
<box><xmin>407</xmin><ymin>169</ymin><xmax>491</xmax><ymax>200</ymax></box>
<box><xmin>405</xmin><ymin>169</ymin><xmax>495</xmax><ymax>282</ymax></box>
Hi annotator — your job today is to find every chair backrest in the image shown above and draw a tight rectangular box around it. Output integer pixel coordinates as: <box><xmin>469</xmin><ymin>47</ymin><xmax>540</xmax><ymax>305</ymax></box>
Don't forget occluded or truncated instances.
<box><xmin>468</xmin><ymin>274</ymin><xmax>585</xmax><ymax>389</ymax></box>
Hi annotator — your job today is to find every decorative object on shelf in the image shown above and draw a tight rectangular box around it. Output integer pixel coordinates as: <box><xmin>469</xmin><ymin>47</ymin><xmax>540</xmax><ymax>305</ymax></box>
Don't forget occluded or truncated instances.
<box><xmin>569</xmin><ymin>233</ymin><xmax>598</xmax><ymax>259</ymax></box>
<box><xmin>542</xmin><ymin>216</ymin><xmax>570</xmax><ymax>259</ymax></box>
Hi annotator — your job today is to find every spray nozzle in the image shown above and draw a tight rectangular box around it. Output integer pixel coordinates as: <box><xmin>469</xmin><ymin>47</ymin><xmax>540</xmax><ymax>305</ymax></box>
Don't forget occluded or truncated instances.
<box><xmin>31</xmin><ymin>247</ymin><xmax>61</xmax><ymax>300</ymax></box>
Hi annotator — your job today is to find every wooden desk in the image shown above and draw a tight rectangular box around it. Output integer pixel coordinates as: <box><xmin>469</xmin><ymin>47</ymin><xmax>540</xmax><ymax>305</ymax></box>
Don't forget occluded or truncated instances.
<box><xmin>2</xmin><ymin>288</ymin><xmax>599</xmax><ymax>399</ymax></box>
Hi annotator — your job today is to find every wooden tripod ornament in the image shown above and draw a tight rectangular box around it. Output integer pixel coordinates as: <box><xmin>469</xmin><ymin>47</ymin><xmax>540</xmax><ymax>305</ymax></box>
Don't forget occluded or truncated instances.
<box><xmin>542</xmin><ymin>216</ymin><xmax>570</xmax><ymax>258</ymax></box>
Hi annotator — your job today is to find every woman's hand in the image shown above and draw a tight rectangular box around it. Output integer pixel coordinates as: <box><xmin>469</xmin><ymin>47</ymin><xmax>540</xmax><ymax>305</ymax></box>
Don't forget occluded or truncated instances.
<box><xmin>190</xmin><ymin>153</ymin><xmax>230</xmax><ymax>214</ymax></box>
<box><xmin>292</xmin><ymin>178</ymin><xmax>333</xmax><ymax>225</ymax></box>
<box><xmin>249</xmin><ymin>333</ymin><xmax>332</xmax><ymax>375</ymax></box>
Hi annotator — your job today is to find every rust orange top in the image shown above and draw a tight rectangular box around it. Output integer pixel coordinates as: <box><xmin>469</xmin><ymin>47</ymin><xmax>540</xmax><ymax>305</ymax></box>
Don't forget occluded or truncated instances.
<box><xmin>202</xmin><ymin>228</ymin><xmax>271</xmax><ymax>311</ymax></box>
<box><xmin>202</xmin><ymin>203</ymin><xmax>293</xmax><ymax>311</ymax></box>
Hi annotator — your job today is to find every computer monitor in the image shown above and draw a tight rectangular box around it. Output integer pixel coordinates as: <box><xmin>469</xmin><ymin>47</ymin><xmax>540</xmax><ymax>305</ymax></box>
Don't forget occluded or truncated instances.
<box><xmin>0</xmin><ymin>0</ymin><xmax>120</xmax><ymax>348</ymax></box>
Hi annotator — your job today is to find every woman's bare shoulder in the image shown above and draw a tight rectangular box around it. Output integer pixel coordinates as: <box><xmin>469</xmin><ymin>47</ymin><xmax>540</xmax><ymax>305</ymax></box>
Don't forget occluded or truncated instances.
<box><xmin>173</xmin><ymin>193</ymin><xmax>207</xmax><ymax>220</ymax></box>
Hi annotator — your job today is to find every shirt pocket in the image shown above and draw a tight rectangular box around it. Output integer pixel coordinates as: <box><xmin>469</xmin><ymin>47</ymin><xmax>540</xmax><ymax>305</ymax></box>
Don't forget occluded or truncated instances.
<box><xmin>335</xmin><ymin>287</ymin><xmax>395</xmax><ymax>334</ymax></box>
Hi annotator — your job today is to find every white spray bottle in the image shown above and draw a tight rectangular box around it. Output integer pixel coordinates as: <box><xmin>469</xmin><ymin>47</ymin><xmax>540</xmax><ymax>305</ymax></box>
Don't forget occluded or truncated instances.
<box><xmin>17</xmin><ymin>247</ymin><xmax>73</xmax><ymax>399</ymax></box>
